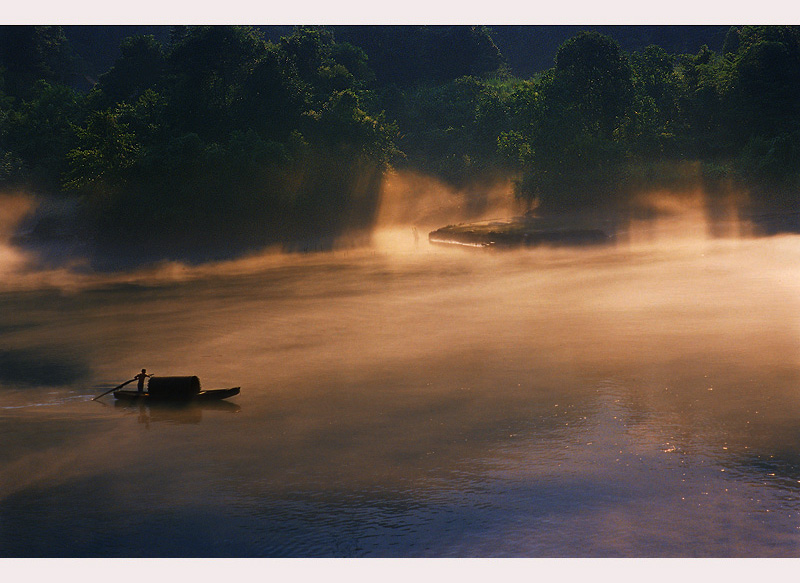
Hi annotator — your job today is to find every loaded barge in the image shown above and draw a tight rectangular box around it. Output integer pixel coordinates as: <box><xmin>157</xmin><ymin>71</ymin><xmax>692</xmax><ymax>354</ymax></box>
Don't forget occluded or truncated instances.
<box><xmin>428</xmin><ymin>216</ymin><xmax>611</xmax><ymax>249</ymax></box>
<box><xmin>113</xmin><ymin>376</ymin><xmax>240</xmax><ymax>402</ymax></box>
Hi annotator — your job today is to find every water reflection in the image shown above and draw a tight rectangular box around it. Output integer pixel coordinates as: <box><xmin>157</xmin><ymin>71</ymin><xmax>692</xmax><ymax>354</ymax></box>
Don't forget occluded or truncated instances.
<box><xmin>113</xmin><ymin>399</ymin><xmax>241</xmax><ymax>425</ymax></box>
<box><xmin>0</xmin><ymin>348</ymin><xmax>89</xmax><ymax>387</ymax></box>
<box><xmin>3</xmin><ymin>230</ymin><xmax>800</xmax><ymax>556</ymax></box>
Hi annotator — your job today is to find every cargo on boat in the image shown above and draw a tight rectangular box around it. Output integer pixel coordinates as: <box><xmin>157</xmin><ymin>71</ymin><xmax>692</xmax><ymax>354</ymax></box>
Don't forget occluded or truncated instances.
<box><xmin>428</xmin><ymin>215</ymin><xmax>612</xmax><ymax>249</ymax></box>
<box><xmin>113</xmin><ymin>375</ymin><xmax>240</xmax><ymax>402</ymax></box>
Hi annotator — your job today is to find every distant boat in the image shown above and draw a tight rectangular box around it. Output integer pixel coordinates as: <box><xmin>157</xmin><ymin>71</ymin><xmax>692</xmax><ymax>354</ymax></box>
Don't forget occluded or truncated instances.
<box><xmin>428</xmin><ymin>216</ymin><xmax>611</xmax><ymax>249</ymax></box>
<box><xmin>113</xmin><ymin>375</ymin><xmax>240</xmax><ymax>402</ymax></box>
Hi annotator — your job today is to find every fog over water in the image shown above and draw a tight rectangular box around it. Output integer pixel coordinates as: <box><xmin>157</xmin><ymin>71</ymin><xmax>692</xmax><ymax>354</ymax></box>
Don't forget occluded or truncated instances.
<box><xmin>2</xmin><ymin>186</ymin><xmax>800</xmax><ymax>557</ymax></box>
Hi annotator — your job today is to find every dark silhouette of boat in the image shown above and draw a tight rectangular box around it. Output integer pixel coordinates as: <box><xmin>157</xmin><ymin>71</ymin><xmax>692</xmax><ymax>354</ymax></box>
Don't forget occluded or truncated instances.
<box><xmin>113</xmin><ymin>375</ymin><xmax>240</xmax><ymax>402</ymax></box>
<box><xmin>428</xmin><ymin>216</ymin><xmax>611</xmax><ymax>249</ymax></box>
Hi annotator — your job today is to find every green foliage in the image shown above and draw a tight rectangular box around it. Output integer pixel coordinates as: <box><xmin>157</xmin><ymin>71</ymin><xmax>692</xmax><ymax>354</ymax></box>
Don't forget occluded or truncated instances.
<box><xmin>1</xmin><ymin>80</ymin><xmax>85</xmax><ymax>189</ymax></box>
<box><xmin>739</xmin><ymin>132</ymin><xmax>800</xmax><ymax>189</ymax></box>
<box><xmin>552</xmin><ymin>31</ymin><xmax>634</xmax><ymax>138</ymax></box>
<box><xmin>0</xmin><ymin>26</ymin><xmax>77</xmax><ymax>99</ymax></box>
<box><xmin>497</xmin><ymin>32</ymin><xmax>637</xmax><ymax>209</ymax></box>
<box><xmin>499</xmin><ymin>26</ymin><xmax>800</xmax><ymax>209</ymax></box>
<box><xmin>729</xmin><ymin>28</ymin><xmax>800</xmax><ymax>139</ymax></box>
<box><xmin>90</xmin><ymin>35</ymin><xmax>165</xmax><ymax>109</ymax></box>
<box><xmin>164</xmin><ymin>26</ymin><xmax>269</xmax><ymax>141</ymax></box>
<box><xmin>497</xmin><ymin>130</ymin><xmax>532</xmax><ymax>168</ymax></box>
<box><xmin>234</xmin><ymin>48</ymin><xmax>305</xmax><ymax>142</ymax></box>
<box><xmin>63</xmin><ymin>108</ymin><xmax>139</xmax><ymax>190</ymax></box>
<box><xmin>303</xmin><ymin>89</ymin><xmax>399</xmax><ymax>165</ymax></box>
<box><xmin>627</xmin><ymin>45</ymin><xmax>680</xmax><ymax>154</ymax></box>
<box><xmin>393</xmin><ymin>75</ymin><xmax>514</xmax><ymax>187</ymax></box>
<box><xmin>54</xmin><ymin>25</ymin><xmax>401</xmax><ymax>258</ymax></box>
<box><xmin>6</xmin><ymin>24</ymin><xmax>800</xmax><ymax>260</ymax></box>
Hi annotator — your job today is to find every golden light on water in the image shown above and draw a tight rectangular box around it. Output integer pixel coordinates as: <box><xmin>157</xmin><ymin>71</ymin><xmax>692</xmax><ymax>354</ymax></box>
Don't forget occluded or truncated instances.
<box><xmin>3</xmin><ymin>182</ymin><xmax>800</xmax><ymax>556</ymax></box>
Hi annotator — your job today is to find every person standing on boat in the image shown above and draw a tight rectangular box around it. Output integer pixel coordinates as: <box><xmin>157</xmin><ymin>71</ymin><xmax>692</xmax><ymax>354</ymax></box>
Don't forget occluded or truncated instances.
<box><xmin>134</xmin><ymin>369</ymin><xmax>153</xmax><ymax>393</ymax></box>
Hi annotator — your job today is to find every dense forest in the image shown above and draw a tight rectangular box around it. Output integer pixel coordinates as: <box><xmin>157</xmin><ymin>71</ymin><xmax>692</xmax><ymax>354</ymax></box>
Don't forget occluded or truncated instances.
<box><xmin>1</xmin><ymin>25</ymin><xmax>799</xmax><ymax>262</ymax></box>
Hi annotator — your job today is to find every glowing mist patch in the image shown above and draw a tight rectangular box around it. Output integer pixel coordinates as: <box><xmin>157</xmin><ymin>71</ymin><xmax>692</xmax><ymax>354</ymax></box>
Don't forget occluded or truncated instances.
<box><xmin>374</xmin><ymin>170</ymin><xmax>522</xmax><ymax>229</ymax></box>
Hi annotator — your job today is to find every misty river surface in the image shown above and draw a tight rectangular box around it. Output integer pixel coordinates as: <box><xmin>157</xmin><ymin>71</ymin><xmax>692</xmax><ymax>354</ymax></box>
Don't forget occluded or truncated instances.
<box><xmin>3</xmin><ymin>231</ymin><xmax>800</xmax><ymax>557</ymax></box>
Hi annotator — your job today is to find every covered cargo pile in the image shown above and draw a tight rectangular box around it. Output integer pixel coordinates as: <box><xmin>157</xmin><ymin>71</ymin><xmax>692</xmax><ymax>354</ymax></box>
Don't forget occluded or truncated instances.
<box><xmin>146</xmin><ymin>376</ymin><xmax>201</xmax><ymax>399</ymax></box>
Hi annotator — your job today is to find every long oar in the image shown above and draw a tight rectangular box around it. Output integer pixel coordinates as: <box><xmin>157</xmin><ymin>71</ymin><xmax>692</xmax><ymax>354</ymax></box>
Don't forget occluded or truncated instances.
<box><xmin>92</xmin><ymin>378</ymin><xmax>136</xmax><ymax>401</ymax></box>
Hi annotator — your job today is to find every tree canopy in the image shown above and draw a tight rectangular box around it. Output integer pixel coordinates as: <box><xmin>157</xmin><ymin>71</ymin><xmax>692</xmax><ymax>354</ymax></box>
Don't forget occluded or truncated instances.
<box><xmin>1</xmin><ymin>25</ymin><xmax>800</xmax><ymax>262</ymax></box>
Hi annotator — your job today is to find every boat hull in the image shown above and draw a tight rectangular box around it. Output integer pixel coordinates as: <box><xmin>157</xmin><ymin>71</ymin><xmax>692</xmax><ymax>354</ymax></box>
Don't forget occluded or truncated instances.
<box><xmin>113</xmin><ymin>387</ymin><xmax>240</xmax><ymax>401</ymax></box>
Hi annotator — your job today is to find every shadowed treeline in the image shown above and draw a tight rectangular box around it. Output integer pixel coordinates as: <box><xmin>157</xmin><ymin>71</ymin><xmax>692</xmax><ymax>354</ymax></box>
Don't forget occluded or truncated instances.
<box><xmin>1</xmin><ymin>26</ymin><xmax>400</xmax><ymax>264</ymax></box>
<box><xmin>2</xmin><ymin>25</ymin><xmax>800</xmax><ymax>267</ymax></box>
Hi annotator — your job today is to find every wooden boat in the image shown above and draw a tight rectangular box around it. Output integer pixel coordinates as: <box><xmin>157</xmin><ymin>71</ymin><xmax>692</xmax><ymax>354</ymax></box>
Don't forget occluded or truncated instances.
<box><xmin>113</xmin><ymin>376</ymin><xmax>240</xmax><ymax>402</ymax></box>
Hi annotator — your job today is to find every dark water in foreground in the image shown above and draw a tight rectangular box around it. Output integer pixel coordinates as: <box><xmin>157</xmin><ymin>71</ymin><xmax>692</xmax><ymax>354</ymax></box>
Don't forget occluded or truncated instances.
<box><xmin>2</xmin><ymin>229</ymin><xmax>800</xmax><ymax>557</ymax></box>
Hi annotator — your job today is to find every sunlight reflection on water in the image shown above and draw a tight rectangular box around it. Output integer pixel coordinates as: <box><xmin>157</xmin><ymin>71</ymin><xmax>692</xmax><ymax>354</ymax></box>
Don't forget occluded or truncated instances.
<box><xmin>2</xmin><ymin>233</ymin><xmax>800</xmax><ymax>556</ymax></box>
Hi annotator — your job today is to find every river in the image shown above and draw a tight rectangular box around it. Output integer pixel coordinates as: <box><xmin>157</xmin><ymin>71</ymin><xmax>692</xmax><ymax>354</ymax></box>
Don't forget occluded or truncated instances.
<box><xmin>2</xmin><ymin>217</ymin><xmax>800</xmax><ymax>557</ymax></box>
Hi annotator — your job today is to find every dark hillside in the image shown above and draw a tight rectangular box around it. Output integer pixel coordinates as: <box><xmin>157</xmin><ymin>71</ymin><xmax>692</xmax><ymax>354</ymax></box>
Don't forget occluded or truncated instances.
<box><xmin>4</xmin><ymin>24</ymin><xmax>798</xmax><ymax>268</ymax></box>
<box><xmin>59</xmin><ymin>25</ymin><xmax>732</xmax><ymax>90</ymax></box>
<box><xmin>491</xmin><ymin>25</ymin><xmax>730</xmax><ymax>76</ymax></box>
<box><xmin>62</xmin><ymin>25</ymin><xmax>171</xmax><ymax>89</ymax></box>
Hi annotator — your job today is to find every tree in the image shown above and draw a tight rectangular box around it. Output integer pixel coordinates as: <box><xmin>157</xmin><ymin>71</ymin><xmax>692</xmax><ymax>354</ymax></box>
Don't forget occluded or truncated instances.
<box><xmin>166</xmin><ymin>26</ymin><xmax>269</xmax><ymax>140</ymax></box>
<box><xmin>552</xmin><ymin>31</ymin><xmax>634</xmax><ymax>139</ymax></box>
<box><xmin>91</xmin><ymin>35</ymin><xmax>165</xmax><ymax>109</ymax></box>
<box><xmin>393</xmin><ymin>76</ymin><xmax>514</xmax><ymax>188</ymax></box>
<box><xmin>278</xmin><ymin>27</ymin><xmax>375</xmax><ymax>108</ymax></box>
<box><xmin>627</xmin><ymin>45</ymin><xmax>681</xmax><ymax>156</ymax></box>
<box><xmin>1</xmin><ymin>80</ymin><xmax>84</xmax><ymax>190</ymax></box>
<box><xmin>63</xmin><ymin>108</ymin><xmax>139</xmax><ymax>191</ymax></box>
<box><xmin>731</xmin><ymin>27</ymin><xmax>800</xmax><ymax>139</ymax></box>
<box><xmin>234</xmin><ymin>47</ymin><xmax>305</xmax><ymax>142</ymax></box>
<box><xmin>501</xmin><ymin>33</ymin><xmax>636</xmax><ymax>208</ymax></box>
<box><xmin>723</xmin><ymin>26</ymin><xmax>800</xmax><ymax>197</ymax></box>
<box><xmin>0</xmin><ymin>26</ymin><xmax>77</xmax><ymax>98</ymax></box>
